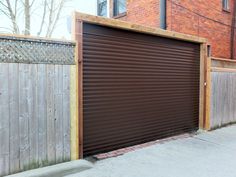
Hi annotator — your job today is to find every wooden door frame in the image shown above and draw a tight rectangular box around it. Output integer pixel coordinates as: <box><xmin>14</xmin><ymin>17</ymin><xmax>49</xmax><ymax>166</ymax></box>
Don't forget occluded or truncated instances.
<box><xmin>71</xmin><ymin>13</ymin><xmax>84</xmax><ymax>159</ymax></box>
<box><xmin>71</xmin><ymin>12</ymin><xmax>208</xmax><ymax>159</ymax></box>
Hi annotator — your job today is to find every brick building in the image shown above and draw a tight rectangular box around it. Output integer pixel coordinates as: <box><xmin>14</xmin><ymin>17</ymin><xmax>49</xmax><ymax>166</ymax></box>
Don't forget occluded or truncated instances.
<box><xmin>97</xmin><ymin>0</ymin><xmax>236</xmax><ymax>59</ymax></box>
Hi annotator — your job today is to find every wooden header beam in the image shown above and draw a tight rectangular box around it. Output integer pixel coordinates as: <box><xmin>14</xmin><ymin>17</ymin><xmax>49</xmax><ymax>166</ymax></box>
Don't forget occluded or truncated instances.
<box><xmin>74</xmin><ymin>12</ymin><xmax>207</xmax><ymax>44</ymax></box>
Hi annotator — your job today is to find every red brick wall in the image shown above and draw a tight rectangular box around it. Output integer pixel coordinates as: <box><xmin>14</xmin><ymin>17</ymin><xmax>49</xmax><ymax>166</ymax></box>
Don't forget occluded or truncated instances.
<box><xmin>118</xmin><ymin>0</ymin><xmax>235</xmax><ymax>59</ymax></box>
<box><xmin>166</xmin><ymin>0</ymin><xmax>234</xmax><ymax>59</ymax></box>
<box><xmin>118</xmin><ymin>0</ymin><xmax>159</xmax><ymax>27</ymax></box>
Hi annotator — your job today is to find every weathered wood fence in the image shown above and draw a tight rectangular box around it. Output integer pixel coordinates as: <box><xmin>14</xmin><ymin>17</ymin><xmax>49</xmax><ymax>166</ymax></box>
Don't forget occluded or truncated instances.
<box><xmin>206</xmin><ymin>57</ymin><xmax>236</xmax><ymax>129</ymax></box>
<box><xmin>0</xmin><ymin>35</ymin><xmax>75</xmax><ymax>176</ymax></box>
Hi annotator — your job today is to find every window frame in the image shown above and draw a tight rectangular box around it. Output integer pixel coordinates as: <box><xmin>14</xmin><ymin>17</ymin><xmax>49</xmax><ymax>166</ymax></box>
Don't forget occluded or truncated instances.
<box><xmin>113</xmin><ymin>0</ymin><xmax>127</xmax><ymax>18</ymax></box>
<box><xmin>97</xmin><ymin>0</ymin><xmax>108</xmax><ymax>17</ymax></box>
<box><xmin>222</xmin><ymin>0</ymin><xmax>230</xmax><ymax>12</ymax></box>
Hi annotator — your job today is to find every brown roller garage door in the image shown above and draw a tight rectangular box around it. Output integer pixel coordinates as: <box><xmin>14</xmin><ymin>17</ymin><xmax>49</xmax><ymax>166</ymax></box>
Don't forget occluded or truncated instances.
<box><xmin>82</xmin><ymin>22</ymin><xmax>200</xmax><ymax>156</ymax></box>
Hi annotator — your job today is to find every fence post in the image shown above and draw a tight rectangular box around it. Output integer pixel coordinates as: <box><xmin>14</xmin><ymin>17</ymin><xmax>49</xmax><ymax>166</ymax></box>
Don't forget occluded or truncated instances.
<box><xmin>199</xmin><ymin>44</ymin><xmax>207</xmax><ymax>129</ymax></box>
<box><xmin>70</xmin><ymin>12</ymin><xmax>80</xmax><ymax>160</ymax></box>
<box><xmin>204</xmin><ymin>57</ymin><xmax>212</xmax><ymax>130</ymax></box>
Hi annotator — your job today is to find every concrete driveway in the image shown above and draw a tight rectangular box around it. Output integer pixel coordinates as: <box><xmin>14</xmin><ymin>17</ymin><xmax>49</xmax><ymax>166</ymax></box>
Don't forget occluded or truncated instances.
<box><xmin>67</xmin><ymin>125</ymin><xmax>236</xmax><ymax>177</ymax></box>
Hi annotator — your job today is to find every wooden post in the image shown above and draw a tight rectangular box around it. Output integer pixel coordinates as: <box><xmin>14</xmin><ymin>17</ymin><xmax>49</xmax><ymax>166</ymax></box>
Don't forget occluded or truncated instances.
<box><xmin>199</xmin><ymin>43</ymin><xmax>207</xmax><ymax>129</ymax></box>
<box><xmin>70</xmin><ymin>13</ymin><xmax>80</xmax><ymax>160</ymax></box>
<box><xmin>71</xmin><ymin>13</ymin><xmax>84</xmax><ymax>159</ymax></box>
<box><xmin>70</xmin><ymin>64</ymin><xmax>79</xmax><ymax>160</ymax></box>
<box><xmin>204</xmin><ymin>56</ymin><xmax>212</xmax><ymax>130</ymax></box>
<box><xmin>77</xmin><ymin>20</ymin><xmax>84</xmax><ymax>159</ymax></box>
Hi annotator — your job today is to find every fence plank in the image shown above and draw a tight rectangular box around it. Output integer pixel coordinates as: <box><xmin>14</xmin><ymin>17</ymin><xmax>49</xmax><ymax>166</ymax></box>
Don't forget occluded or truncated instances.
<box><xmin>55</xmin><ymin>65</ymin><xmax>64</xmax><ymax>163</ymax></box>
<box><xmin>229</xmin><ymin>74</ymin><xmax>234</xmax><ymax>123</ymax></box>
<box><xmin>29</xmin><ymin>64</ymin><xmax>39</xmax><ymax>169</ymax></box>
<box><xmin>46</xmin><ymin>65</ymin><xmax>56</xmax><ymax>164</ymax></box>
<box><xmin>37</xmin><ymin>64</ymin><xmax>47</xmax><ymax>167</ymax></box>
<box><xmin>0</xmin><ymin>63</ymin><xmax>10</xmax><ymax>176</ymax></box>
<box><xmin>215</xmin><ymin>73</ymin><xmax>221</xmax><ymax>127</ymax></box>
<box><xmin>224</xmin><ymin>74</ymin><xmax>229</xmax><ymax>125</ymax></box>
<box><xmin>19</xmin><ymin>64</ymin><xmax>30</xmax><ymax>171</ymax></box>
<box><xmin>210</xmin><ymin>72</ymin><xmax>215</xmax><ymax>127</ymax></box>
<box><xmin>63</xmin><ymin>66</ymin><xmax>71</xmax><ymax>161</ymax></box>
<box><xmin>9</xmin><ymin>63</ymin><xmax>20</xmax><ymax>174</ymax></box>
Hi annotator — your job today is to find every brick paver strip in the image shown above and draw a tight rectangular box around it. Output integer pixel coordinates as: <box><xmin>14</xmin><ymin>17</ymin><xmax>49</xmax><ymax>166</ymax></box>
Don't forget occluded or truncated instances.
<box><xmin>94</xmin><ymin>133</ymin><xmax>194</xmax><ymax>160</ymax></box>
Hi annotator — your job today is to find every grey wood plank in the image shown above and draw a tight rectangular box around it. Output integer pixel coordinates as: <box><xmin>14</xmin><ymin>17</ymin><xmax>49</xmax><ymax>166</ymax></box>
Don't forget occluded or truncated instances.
<box><xmin>37</xmin><ymin>64</ymin><xmax>48</xmax><ymax>167</ymax></box>
<box><xmin>218</xmin><ymin>73</ymin><xmax>225</xmax><ymax>126</ymax></box>
<box><xmin>29</xmin><ymin>64</ymin><xmax>39</xmax><ymax>169</ymax></box>
<box><xmin>225</xmin><ymin>73</ymin><xmax>230</xmax><ymax>125</ymax></box>
<box><xmin>228</xmin><ymin>73</ymin><xmax>234</xmax><ymax>123</ymax></box>
<box><xmin>211</xmin><ymin>72</ymin><xmax>223</xmax><ymax>128</ymax></box>
<box><xmin>19</xmin><ymin>64</ymin><xmax>30</xmax><ymax>171</ymax></box>
<box><xmin>62</xmin><ymin>66</ymin><xmax>71</xmax><ymax>161</ymax></box>
<box><xmin>46</xmin><ymin>65</ymin><xmax>56</xmax><ymax>164</ymax></box>
<box><xmin>216</xmin><ymin>73</ymin><xmax>222</xmax><ymax>127</ymax></box>
<box><xmin>222</xmin><ymin>73</ymin><xmax>229</xmax><ymax>125</ymax></box>
<box><xmin>9</xmin><ymin>63</ymin><xmax>20</xmax><ymax>174</ymax></box>
<box><xmin>54</xmin><ymin>65</ymin><xmax>64</xmax><ymax>163</ymax></box>
<box><xmin>0</xmin><ymin>63</ymin><xmax>10</xmax><ymax>176</ymax></box>
<box><xmin>210</xmin><ymin>72</ymin><xmax>216</xmax><ymax>128</ymax></box>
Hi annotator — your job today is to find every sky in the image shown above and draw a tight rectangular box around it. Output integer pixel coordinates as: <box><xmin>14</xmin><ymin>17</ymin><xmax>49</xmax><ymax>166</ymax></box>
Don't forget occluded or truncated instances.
<box><xmin>0</xmin><ymin>0</ymin><xmax>97</xmax><ymax>39</ymax></box>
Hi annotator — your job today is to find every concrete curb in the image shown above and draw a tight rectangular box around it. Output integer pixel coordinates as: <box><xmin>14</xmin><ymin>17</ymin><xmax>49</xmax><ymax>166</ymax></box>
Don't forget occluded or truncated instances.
<box><xmin>6</xmin><ymin>160</ymin><xmax>93</xmax><ymax>177</ymax></box>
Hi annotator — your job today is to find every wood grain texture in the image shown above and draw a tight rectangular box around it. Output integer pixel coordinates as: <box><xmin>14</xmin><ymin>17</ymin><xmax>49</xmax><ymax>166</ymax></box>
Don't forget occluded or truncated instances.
<box><xmin>205</xmin><ymin>57</ymin><xmax>212</xmax><ymax>130</ymax></box>
<box><xmin>77</xmin><ymin>20</ymin><xmax>84</xmax><ymax>159</ymax></box>
<box><xmin>209</xmin><ymin>57</ymin><xmax>236</xmax><ymax>129</ymax></box>
<box><xmin>199</xmin><ymin>44</ymin><xmax>207</xmax><ymax>129</ymax></box>
<box><xmin>19</xmin><ymin>64</ymin><xmax>30</xmax><ymax>171</ymax></box>
<box><xmin>63</xmin><ymin>66</ymin><xmax>71</xmax><ymax>161</ymax></box>
<box><xmin>211</xmin><ymin>67</ymin><xmax>236</xmax><ymax>72</ymax></box>
<box><xmin>0</xmin><ymin>63</ymin><xmax>71</xmax><ymax>176</ymax></box>
<box><xmin>46</xmin><ymin>65</ymin><xmax>56</xmax><ymax>164</ymax></box>
<box><xmin>70</xmin><ymin>65</ymin><xmax>79</xmax><ymax>160</ymax></box>
<box><xmin>9</xmin><ymin>64</ymin><xmax>20</xmax><ymax>174</ymax></box>
<box><xmin>29</xmin><ymin>64</ymin><xmax>39</xmax><ymax>169</ymax></box>
<box><xmin>0</xmin><ymin>63</ymin><xmax>10</xmax><ymax>176</ymax></box>
<box><xmin>70</xmin><ymin>13</ymin><xmax>79</xmax><ymax>160</ymax></box>
<box><xmin>37</xmin><ymin>64</ymin><xmax>47</xmax><ymax>167</ymax></box>
<box><xmin>55</xmin><ymin>65</ymin><xmax>64</xmax><ymax>163</ymax></box>
<box><xmin>210</xmin><ymin>72</ymin><xmax>236</xmax><ymax>129</ymax></box>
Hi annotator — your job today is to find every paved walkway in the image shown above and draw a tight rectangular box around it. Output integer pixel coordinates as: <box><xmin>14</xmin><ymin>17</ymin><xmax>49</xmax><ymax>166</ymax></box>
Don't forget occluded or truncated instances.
<box><xmin>67</xmin><ymin>125</ymin><xmax>236</xmax><ymax>177</ymax></box>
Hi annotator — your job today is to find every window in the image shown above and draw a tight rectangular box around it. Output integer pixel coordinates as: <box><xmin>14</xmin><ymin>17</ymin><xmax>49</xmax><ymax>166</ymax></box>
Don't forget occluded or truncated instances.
<box><xmin>113</xmin><ymin>0</ymin><xmax>127</xmax><ymax>17</ymax></box>
<box><xmin>98</xmin><ymin>0</ymin><xmax>108</xmax><ymax>17</ymax></box>
<box><xmin>207</xmin><ymin>45</ymin><xmax>211</xmax><ymax>57</ymax></box>
<box><xmin>222</xmin><ymin>0</ymin><xmax>230</xmax><ymax>11</ymax></box>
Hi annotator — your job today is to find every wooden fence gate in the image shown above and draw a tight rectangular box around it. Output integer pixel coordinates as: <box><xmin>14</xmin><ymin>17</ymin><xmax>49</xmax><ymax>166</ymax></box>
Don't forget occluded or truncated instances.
<box><xmin>205</xmin><ymin>57</ymin><xmax>236</xmax><ymax>129</ymax></box>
